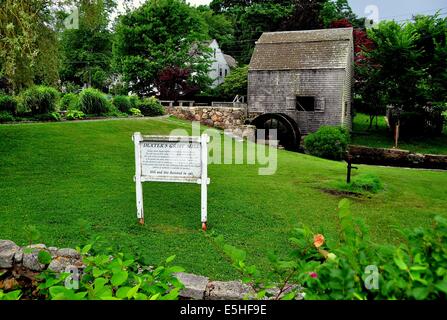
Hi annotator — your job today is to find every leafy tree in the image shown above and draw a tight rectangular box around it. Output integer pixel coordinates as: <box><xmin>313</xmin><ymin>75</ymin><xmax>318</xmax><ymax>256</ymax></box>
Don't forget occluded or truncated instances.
<box><xmin>209</xmin><ymin>0</ymin><xmax>360</xmax><ymax>64</ymax></box>
<box><xmin>59</xmin><ymin>0</ymin><xmax>116</xmax><ymax>91</ymax></box>
<box><xmin>0</xmin><ymin>0</ymin><xmax>61</xmax><ymax>93</ymax></box>
<box><xmin>320</xmin><ymin>0</ymin><xmax>363</xmax><ymax>28</ymax></box>
<box><xmin>217</xmin><ymin>65</ymin><xmax>248</xmax><ymax>98</ymax></box>
<box><xmin>409</xmin><ymin>14</ymin><xmax>447</xmax><ymax>104</ymax></box>
<box><xmin>113</xmin><ymin>0</ymin><xmax>211</xmax><ymax>97</ymax></box>
<box><xmin>196</xmin><ymin>5</ymin><xmax>235</xmax><ymax>51</ymax></box>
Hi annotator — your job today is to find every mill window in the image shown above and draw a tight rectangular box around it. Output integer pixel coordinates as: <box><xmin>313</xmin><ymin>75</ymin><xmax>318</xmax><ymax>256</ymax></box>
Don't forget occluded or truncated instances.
<box><xmin>296</xmin><ymin>96</ymin><xmax>315</xmax><ymax>112</ymax></box>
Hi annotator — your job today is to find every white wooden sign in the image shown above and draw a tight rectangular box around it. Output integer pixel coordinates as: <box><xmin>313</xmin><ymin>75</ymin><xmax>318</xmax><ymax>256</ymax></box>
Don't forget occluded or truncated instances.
<box><xmin>132</xmin><ymin>133</ymin><xmax>210</xmax><ymax>230</ymax></box>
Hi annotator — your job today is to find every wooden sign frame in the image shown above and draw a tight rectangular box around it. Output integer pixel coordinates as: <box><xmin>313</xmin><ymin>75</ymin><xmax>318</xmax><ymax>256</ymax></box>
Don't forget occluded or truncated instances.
<box><xmin>132</xmin><ymin>133</ymin><xmax>210</xmax><ymax>230</ymax></box>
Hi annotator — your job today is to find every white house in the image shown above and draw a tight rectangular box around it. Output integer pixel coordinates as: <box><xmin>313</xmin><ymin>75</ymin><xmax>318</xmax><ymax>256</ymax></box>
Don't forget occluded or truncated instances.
<box><xmin>206</xmin><ymin>39</ymin><xmax>237</xmax><ymax>88</ymax></box>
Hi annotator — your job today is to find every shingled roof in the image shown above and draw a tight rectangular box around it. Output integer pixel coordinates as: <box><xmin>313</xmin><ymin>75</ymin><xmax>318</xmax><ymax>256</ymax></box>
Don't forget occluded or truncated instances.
<box><xmin>249</xmin><ymin>28</ymin><xmax>353</xmax><ymax>71</ymax></box>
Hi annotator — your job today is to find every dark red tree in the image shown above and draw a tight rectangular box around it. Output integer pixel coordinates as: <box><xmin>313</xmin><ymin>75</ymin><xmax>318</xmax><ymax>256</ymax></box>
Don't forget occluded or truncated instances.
<box><xmin>154</xmin><ymin>66</ymin><xmax>200</xmax><ymax>101</ymax></box>
<box><xmin>330</xmin><ymin>19</ymin><xmax>375</xmax><ymax>65</ymax></box>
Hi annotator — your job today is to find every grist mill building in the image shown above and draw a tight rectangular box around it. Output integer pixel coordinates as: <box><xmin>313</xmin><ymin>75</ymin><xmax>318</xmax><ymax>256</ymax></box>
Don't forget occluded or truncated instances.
<box><xmin>248</xmin><ymin>28</ymin><xmax>354</xmax><ymax>149</ymax></box>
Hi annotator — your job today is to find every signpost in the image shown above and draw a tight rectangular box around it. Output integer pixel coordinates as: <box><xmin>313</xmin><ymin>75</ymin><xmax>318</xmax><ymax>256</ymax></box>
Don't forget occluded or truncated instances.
<box><xmin>132</xmin><ymin>133</ymin><xmax>210</xmax><ymax>230</ymax></box>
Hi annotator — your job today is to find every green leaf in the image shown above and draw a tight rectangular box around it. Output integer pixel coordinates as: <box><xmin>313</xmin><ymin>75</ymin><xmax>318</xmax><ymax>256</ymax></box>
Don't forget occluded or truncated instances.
<box><xmin>37</xmin><ymin>250</ymin><xmax>52</xmax><ymax>265</ymax></box>
<box><xmin>150</xmin><ymin>293</ymin><xmax>161</xmax><ymax>300</ymax></box>
<box><xmin>165</xmin><ymin>255</ymin><xmax>176</xmax><ymax>264</ymax></box>
<box><xmin>81</xmin><ymin>244</ymin><xmax>92</xmax><ymax>255</ymax></box>
<box><xmin>127</xmin><ymin>284</ymin><xmax>140</xmax><ymax>299</ymax></box>
<box><xmin>94</xmin><ymin>277</ymin><xmax>107</xmax><ymax>290</ymax></box>
<box><xmin>434</xmin><ymin>280</ymin><xmax>447</xmax><ymax>294</ymax></box>
<box><xmin>161</xmin><ymin>288</ymin><xmax>180</xmax><ymax>300</ymax></box>
<box><xmin>393</xmin><ymin>249</ymin><xmax>408</xmax><ymax>271</ymax></box>
<box><xmin>92</xmin><ymin>267</ymin><xmax>105</xmax><ymax>278</ymax></box>
<box><xmin>166</xmin><ymin>266</ymin><xmax>185</xmax><ymax>274</ymax></box>
<box><xmin>116</xmin><ymin>286</ymin><xmax>131</xmax><ymax>299</ymax></box>
<box><xmin>412</xmin><ymin>287</ymin><xmax>430</xmax><ymax>300</ymax></box>
<box><xmin>111</xmin><ymin>270</ymin><xmax>128</xmax><ymax>287</ymax></box>
<box><xmin>281</xmin><ymin>292</ymin><xmax>296</xmax><ymax>300</ymax></box>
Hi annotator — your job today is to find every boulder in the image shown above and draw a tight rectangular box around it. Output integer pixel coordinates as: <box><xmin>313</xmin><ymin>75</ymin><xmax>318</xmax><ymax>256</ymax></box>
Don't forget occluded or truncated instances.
<box><xmin>205</xmin><ymin>281</ymin><xmax>253</xmax><ymax>300</ymax></box>
<box><xmin>56</xmin><ymin>248</ymin><xmax>80</xmax><ymax>259</ymax></box>
<box><xmin>175</xmin><ymin>272</ymin><xmax>209</xmax><ymax>300</ymax></box>
<box><xmin>0</xmin><ymin>240</ymin><xmax>20</xmax><ymax>268</ymax></box>
<box><xmin>48</xmin><ymin>256</ymin><xmax>84</xmax><ymax>273</ymax></box>
<box><xmin>22</xmin><ymin>249</ymin><xmax>46</xmax><ymax>271</ymax></box>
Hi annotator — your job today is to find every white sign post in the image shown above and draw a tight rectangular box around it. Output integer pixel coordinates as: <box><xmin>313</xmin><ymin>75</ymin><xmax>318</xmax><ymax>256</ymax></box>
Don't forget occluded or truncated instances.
<box><xmin>132</xmin><ymin>133</ymin><xmax>210</xmax><ymax>230</ymax></box>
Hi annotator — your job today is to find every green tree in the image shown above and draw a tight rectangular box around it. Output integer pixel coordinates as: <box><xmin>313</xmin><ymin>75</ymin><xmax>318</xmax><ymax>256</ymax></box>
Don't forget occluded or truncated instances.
<box><xmin>217</xmin><ymin>65</ymin><xmax>248</xmax><ymax>98</ymax></box>
<box><xmin>59</xmin><ymin>0</ymin><xmax>116</xmax><ymax>91</ymax></box>
<box><xmin>196</xmin><ymin>5</ymin><xmax>235</xmax><ymax>51</ymax></box>
<box><xmin>113</xmin><ymin>0</ymin><xmax>211</xmax><ymax>97</ymax></box>
<box><xmin>0</xmin><ymin>0</ymin><xmax>61</xmax><ymax>93</ymax></box>
<box><xmin>209</xmin><ymin>0</ymin><xmax>359</xmax><ymax>64</ymax></box>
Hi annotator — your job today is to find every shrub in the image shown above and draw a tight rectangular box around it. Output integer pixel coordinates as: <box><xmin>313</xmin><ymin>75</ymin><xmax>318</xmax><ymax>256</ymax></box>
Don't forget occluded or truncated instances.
<box><xmin>333</xmin><ymin>173</ymin><xmax>384</xmax><ymax>195</ymax></box>
<box><xmin>349</xmin><ymin>173</ymin><xmax>383</xmax><ymax>193</ymax></box>
<box><xmin>20</xmin><ymin>86</ymin><xmax>60</xmax><ymax>115</ymax></box>
<box><xmin>0</xmin><ymin>111</ymin><xmax>14</xmax><ymax>123</ymax></box>
<box><xmin>113</xmin><ymin>95</ymin><xmax>132</xmax><ymax>113</ymax></box>
<box><xmin>78</xmin><ymin>88</ymin><xmax>111</xmax><ymax>115</ymax></box>
<box><xmin>59</xmin><ymin>93</ymin><xmax>79</xmax><ymax>111</ymax></box>
<box><xmin>33</xmin><ymin>112</ymin><xmax>61</xmax><ymax>122</ymax></box>
<box><xmin>216</xmin><ymin>199</ymin><xmax>447</xmax><ymax>300</ymax></box>
<box><xmin>129</xmin><ymin>108</ymin><xmax>143</xmax><ymax>117</ymax></box>
<box><xmin>66</xmin><ymin>110</ymin><xmax>85</xmax><ymax>121</ymax></box>
<box><xmin>138</xmin><ymin>97</ymin><xmax>165</xmax><ymax>117</ymax></box>
<box><xmin>304</xmin><ymin>126</ymin><xmax>350</xmax><ymax>160</ymax></box>
<box><xmin>0</xmin><ymin>94</ymin><xmax>18</xmax><ymax>115</ymax></box>
<box><xmin>35</xmin><ymin>244</ymin><xmax>185</xmax><ymax>300</ymax></box>
<box><xmin>129</xmin><ymin>95</ymin><xmax>140</xmax><ymax>109</ymax></box>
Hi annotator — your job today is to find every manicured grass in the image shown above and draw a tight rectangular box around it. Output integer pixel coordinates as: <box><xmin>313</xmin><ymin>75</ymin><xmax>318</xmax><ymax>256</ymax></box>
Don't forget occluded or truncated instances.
<box><xmin>351</xmin><ymin>113</ymin><xmax>447</xmax><ymax>155</ymax></box>
<box><xmin>1</xmin><ymin>117</ymin><xmax>447</xmax><ymax>280</ymax></box>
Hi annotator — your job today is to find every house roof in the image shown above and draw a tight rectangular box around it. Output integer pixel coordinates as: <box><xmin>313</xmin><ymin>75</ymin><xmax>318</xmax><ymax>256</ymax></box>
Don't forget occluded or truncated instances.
<box><xmin>249</xmin><ymin>28</ymin><xmax>353</xmax><ymax>71</ymax></box>
<box><xmin>223</xmin><ymin>54</ymin><xmax>237</xmax><ymax>68</ymax></box>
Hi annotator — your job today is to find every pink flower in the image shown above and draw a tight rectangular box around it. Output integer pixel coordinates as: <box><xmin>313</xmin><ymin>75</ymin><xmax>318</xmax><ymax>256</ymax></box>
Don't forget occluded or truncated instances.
<box><xmin>309</xmin><ymin>272</ymin><xmax>318</xmax><ymax>279</ymax></box>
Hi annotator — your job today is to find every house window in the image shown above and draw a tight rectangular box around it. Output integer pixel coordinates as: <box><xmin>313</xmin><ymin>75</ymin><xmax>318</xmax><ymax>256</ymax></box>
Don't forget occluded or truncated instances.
<box><xmin>225</xmin><ymin>69</ymin><xmax>228</xmax><ymax>77</ymax></box>
<box><xmin>296</xmin><ymin>96</ymin><xmax>315</xmax><ymax>111</ymax></box>
<box><xmin>213</xmin><ymin>49</ymin><xmax>216</xmax><ymax>58</ymax></box>
<box><xmin>219</xmin><ymin>68</ymin><xmax>223</xmax><ymax>77</ymax></box>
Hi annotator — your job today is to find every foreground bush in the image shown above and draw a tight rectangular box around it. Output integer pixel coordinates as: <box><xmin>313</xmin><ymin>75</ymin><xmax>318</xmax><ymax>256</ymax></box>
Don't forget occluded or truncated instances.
<box><xmin>0</xmin><ymin>243</ymin><xmax>184</xmax><ymax>300</ymax></box>
<box><xmin>215</xmin><ymin>199</ymin><xmax>447</xmax><ymax>300</ymax></box>
<box><xmin>0</xmin><ymin>94</ymin><xmax>18</xmax><ymax>115</ymax></box>
<box><xmin>113</xmin><ymin>95</ymin><xmax>132</xmax><ymax>114</ymax></box>
<box><xmin>304</xmin><ymin>126</ymin><xmax>350</xmax><ymax>161</ymax></box>
<box><xmin>138</xmin><ymin>97</ymin><xmax>165</xmax><ymax>117</ymax></box>
<box><xmin>19</xmin><ymin>86</ymin><xmax>60</xmax><ymax>115</ymax></box>
<box><xmin>78</xmin><ymin>88</ymin><xmax>111</xmax><ymax>115</ymax></box>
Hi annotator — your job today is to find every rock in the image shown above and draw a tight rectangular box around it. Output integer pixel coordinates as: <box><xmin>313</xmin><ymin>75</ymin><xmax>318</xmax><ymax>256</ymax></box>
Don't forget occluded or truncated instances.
<box><xmin>26</xmin><ymin>244</ymin><xmax>46</xmax><ymax>250</ymax></box>
<box><xmin>22</xmin><ymin>249</ymin><xmax>46</xmax><ymax>271</ymax></box>
<box><xmin>0</xmin><ymin>240</ymin><xmax>20</xmax><ymax>268</ymax></box>
<box><xmin>205</xmin><ymin>281</ymin><xmax>253</xmax><ymax>300</ymax></box>
<box><xmin>56</xmin><ymin>248</ymin><xmax>80</xmax><ymax>259</ymax></box>
<box><xmin>14</xmin><ymin>249</ymin><xmax>23</xmax><ymax>264</ymax></box>
<box><xmin>48</xmin><ymin>247</ymin><xmax>59</xmax><ymax>257</ymax></box>
<box><xmin>48</xmin><ymin>256</ymin><xmax>84</xmax><ymax>273</ymax></box>
<box><xmin>175</xmin><ymin>272</ymin><xmax>209</xmax><ymax>300</ymax></box>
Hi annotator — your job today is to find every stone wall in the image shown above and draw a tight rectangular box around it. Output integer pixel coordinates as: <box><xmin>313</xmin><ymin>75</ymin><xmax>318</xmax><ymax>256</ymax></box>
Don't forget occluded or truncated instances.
<box><xmin>165</xmin><ymin>106</ymin><xmax>247</xmax><ymax>130</ymax></box>
<box><xmin>0</xmin><ymin>240</ymin><xmax>303</xmax><ymax>300</ymax></box>
<box><xmin>349</xmin><ymin>145</ymin><xmax>447</xmax><ymax>170</ymax></box>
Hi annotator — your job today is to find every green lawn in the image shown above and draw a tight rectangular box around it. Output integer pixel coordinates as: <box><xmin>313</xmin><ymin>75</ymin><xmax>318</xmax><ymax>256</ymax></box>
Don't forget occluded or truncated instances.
<box><xmin>1</xmin><ymin>117</ymin><xmax>447</xmax><ymax>280</ymax></box>
<box><xmin>351</xmin><ymin>113</ymin><xmax>447</xmax><ymax>155</ymax></box>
